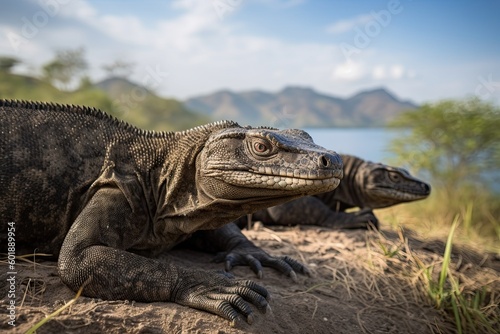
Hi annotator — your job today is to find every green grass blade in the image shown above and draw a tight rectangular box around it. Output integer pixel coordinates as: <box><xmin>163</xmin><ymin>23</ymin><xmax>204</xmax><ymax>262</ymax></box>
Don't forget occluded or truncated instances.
<box><xmin>25</xmin><ymin>285</ymin><xmax>84</xmax><ymax>334</ymax></box>
<box><xmin>438</xmin><ymin>215</ymin><xmax>459</xmax><ymax>299</ymax></box>
<box><xmin>451</xmin><ymin>297</ymin><xmax>463</xmax><ymax>334</ymax></box>
<box><xmin>463</xmin><ymin>202</ymin><xmax>473</xmax><ymax>234</ymax></box>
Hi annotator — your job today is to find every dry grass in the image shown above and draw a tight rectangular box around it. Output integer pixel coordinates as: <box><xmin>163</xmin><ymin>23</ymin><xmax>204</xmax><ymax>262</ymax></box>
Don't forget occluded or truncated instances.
<box><xmin>268</xmin><ymin>214</ymin><xmax>500</xmax><ymax>334</ymax></box>
<box><xmin>2</xmin><ymin>211</ymin><xmax>498</xmax><ymax>333</ymax></box>
<box><xmin>25</xmin><ymin>285</ymin><xmax>85</xmax><ymax>334</ymax></box>
<box><xmin>373</xmin><ymin>201</ymin><xmax>500</xmax><ymax>334</ymax></box>
<box><xmin>378</xmin><ymin>189</ymin><xmax>500</xmax><ymax>254</ymax></box>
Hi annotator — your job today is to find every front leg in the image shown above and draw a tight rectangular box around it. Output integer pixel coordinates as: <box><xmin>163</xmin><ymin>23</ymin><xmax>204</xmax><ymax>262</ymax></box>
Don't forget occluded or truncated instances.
<box><xmin>189</xmin><ymin>223</ymin><xmax>310</xmax><ymax>281</ymax></box>
<box><xmin>267</xmin><ymin>197</ymin><xmax>378</xmax><ymax>229</ymax></box>
<box><xmin>58</xmin><ymin>187</ymin><xmax>269</xmax><ymax>324</ymax></box>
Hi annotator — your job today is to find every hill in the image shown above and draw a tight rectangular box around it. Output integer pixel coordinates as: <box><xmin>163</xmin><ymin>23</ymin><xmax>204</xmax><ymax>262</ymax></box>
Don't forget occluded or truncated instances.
<box><xmin>184</xmin><ymin>86</ymin><xmax>418</xmax><ymax>127</ymax></box>
<box><xmin>0</xmin><ymin>72</ymin><xmax>208</xmax><ymax>131</ymax></box>
<box><xmin>0</xmin><ymin>71</ymin><xmax>418</xmax><ymax>129</ymax></box>
<box><xmin>94</xmin><ymin>77</ymin><xmax>209</xmax><ymax>131</ymax></box>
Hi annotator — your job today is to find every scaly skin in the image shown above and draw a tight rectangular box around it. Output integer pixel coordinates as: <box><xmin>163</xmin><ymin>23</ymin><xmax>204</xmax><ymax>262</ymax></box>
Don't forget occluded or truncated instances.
<box><xmin>0</xmin><ymin>99</ymin><xmax>342</xmax><ymax>325</ymax></box>
<box><xmin>235</xmin><ymin>154</ymin><xmax>431</xmax><ymax>230</ymax></box>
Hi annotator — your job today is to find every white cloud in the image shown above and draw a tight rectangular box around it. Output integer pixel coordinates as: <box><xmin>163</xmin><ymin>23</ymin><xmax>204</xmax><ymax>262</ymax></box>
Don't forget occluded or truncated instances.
<box><xmin>407</xmin><ymin>69</ymin><xmax>416</xmax><ymax>79</ymax></box>
<box><xmin>371</xmin><ymin>64</ymin><xmax>415</xmax><ymax>80</ymax></box>
<box><xmin>256</xmin><ymin>0</ymin><xmax>306</xmax><ymax>8</ymax></box>
<box><xmin>98</xmin><ymin>15</ymin><xmax>151</xmax><ymax>46</ymax></box>
<box><xmin>0</xmin><ymin>0</ymin><xmax>428</xmax><ymax>101</ymax></box>
<box><xmin>372</xmin><ymin>65</ymin><xmax>386</xmax><ymax>79</ymax></box>
<box><xmin>171</xmin><ymin>0</ymin><xmax>202</xmax><ymax>10</ymax></box>
<box><xmin>326</xmin><ymin>14</ymin><xmax>372</xmax><ymax>35</ymax></box>
<box><xmin>390</xmin><ymin>64</ymin><xmax>404</xmax><ymax>79</ymax></box>
<box><xmin>59</xmin><ymin>0</ymin><xmax>97</xmax><ymax>20</ymax></box>
<box><xmin>332</xmin><ymin>61</ymin><xmax>366</xmax><ymax>81</ymax></box>
<box><xmin>52</xmin><ymin>0</ymin><xmax>350</xmax><ymax>97</ymax></box>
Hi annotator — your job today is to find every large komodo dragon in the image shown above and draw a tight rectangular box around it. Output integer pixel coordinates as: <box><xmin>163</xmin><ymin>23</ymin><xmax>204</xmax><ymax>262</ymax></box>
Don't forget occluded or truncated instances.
<box><xmin>0</xmin><ymin>99</ymin><xmax>343</xmax><ymax>325</ymax></box>
<box><xmin>236</xmin><ymin>154</ymin><xmax>431</xmax><ymax>230</ymax></box>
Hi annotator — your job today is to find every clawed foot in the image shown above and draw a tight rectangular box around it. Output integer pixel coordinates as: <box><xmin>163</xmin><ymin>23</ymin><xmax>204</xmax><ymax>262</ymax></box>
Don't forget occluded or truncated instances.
<box><xmin>353</xmin><ymin>208</ymin><xmax>379</xmax><ymax>229</ymax></box>
<box><xmin>173</xmin><ymin>268</ymin><xmax>270</xmax><ymax>325</ymax></box>
<box><xmin>213</xmin><ymin>244</ymin><xmax>310</xmax><ymax>281</ymax></box>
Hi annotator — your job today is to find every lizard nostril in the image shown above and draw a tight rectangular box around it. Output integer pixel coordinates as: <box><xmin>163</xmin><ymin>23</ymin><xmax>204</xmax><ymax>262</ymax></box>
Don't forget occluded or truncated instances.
<box><xmin>319</xmin><ymin>155</ymin><xmax>329</xmax><ymax>168</ymax></box>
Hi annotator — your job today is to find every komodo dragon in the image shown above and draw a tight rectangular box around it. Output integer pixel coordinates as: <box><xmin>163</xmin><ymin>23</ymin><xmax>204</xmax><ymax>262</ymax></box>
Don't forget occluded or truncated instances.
<box><xmin>236</xmin><ymin>154</ymin><xmax>431</xmax><ymax>230</ymax></box>
<box><xmin>0</xmin><ymin>99</ymin><xmax>343</xmax><ymax>325</ymax></box>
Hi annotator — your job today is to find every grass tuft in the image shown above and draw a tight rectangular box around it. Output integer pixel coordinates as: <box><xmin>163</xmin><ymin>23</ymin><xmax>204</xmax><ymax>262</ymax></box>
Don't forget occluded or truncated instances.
<box><xmin>25</xmin><ymin>285</ymin><xmax>85</xmax><ymax>334</ymax></box>
<box><xmin>412</xmin><ymin>215</ymin><xmax>498</xmax><ymax>334</ymax></box>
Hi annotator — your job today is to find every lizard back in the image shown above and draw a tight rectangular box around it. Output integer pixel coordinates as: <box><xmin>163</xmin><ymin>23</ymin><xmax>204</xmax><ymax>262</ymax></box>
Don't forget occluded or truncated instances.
<box><xmin>0</xmin><ymin>100</ymin><xmax>167</xmax><ymax>253</ymax></box>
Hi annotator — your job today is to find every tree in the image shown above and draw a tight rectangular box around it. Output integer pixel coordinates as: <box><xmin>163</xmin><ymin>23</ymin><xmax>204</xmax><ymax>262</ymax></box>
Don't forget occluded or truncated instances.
<box><xmin>102</xmin><ymin>59</ymin><xmax>135</xmax><ymax>78</ymax></box>
<box><xmin>388</xmin><ymin>98</ymin><xmax>500</xmax><ymax>195</ymax></box>
<box><xmin>42</xmin><ymin>47</ymin><xmax>88</xmax><ymax>90</ymax></box>
<box><xmin>78</xmin><ymin>75</ymin><xmax>93</xmax><ymax>90</ymax></box>
<box><xmin>0</xmin><ymin>56</ymin><xmax>21</xmax><ymax>73</ymax></box>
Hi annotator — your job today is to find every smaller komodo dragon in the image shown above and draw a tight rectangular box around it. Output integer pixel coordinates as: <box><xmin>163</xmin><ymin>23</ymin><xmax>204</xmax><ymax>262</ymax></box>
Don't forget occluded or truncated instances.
<box><xmin>236</xmin><ymin>154</ymin><xmax>431</xmax><ymax>230</ymax></box>
<box><xmin>0</xmin><ymin>100</ymin><xmax>343</xmax><ymax>325</ymax></box>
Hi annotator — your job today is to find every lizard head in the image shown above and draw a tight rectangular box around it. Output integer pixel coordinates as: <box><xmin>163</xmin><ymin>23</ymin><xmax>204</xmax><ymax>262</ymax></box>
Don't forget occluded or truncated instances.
<box><xmin>359</xmin><ymin>162</ymin><xmax>431</xmax><ymax>208</ymax></box>
<box><xmin>196</xmin><ymin>126</ymin><xmax>343</xmax><ymax>208</ymax></box>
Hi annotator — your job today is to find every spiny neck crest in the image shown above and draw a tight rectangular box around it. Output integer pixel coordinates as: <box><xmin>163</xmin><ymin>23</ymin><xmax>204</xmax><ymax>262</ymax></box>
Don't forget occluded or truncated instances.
<box><xmin>175</xmin><ymin>120</ymin><xmax>240</xmax><ymax>138</ymax></box>
<box><xmin>0</xmin><ymin>99</ymin><xmax>174</xmax><ymax>139</ymax></box>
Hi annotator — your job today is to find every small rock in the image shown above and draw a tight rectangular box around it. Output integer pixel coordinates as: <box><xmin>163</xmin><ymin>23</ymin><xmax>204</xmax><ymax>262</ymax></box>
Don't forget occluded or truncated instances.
<box><xmin>253</xmin><ymin>221</ymin><xmax>264</xmax><ymax>231</ymax></box>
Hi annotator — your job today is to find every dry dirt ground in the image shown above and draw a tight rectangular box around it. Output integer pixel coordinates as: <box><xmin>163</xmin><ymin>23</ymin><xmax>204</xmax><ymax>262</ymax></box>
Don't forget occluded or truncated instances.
<box><xmin>1</xmin><ymin>225</ymin><xmax>499</xmax><ymax>334</ymax></box>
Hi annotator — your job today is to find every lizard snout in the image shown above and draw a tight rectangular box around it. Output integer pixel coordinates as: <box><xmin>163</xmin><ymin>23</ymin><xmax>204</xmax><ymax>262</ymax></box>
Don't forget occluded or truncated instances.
<box><xmin>317</xmin><ymin>153</ymin><xmax>342</xmax><ymax>170</ymax></box>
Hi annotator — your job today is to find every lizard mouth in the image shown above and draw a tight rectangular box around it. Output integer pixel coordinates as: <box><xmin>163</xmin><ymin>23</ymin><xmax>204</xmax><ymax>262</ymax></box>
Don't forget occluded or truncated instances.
<box><xmin>369</xmin><ymin>186</ymin><xmax>429</xmax><ymax>200</ymax></box>
<box><xmin>210</xmin><ymin>170</ymin><xmax>342</xmax><ymax>192</ymax></box>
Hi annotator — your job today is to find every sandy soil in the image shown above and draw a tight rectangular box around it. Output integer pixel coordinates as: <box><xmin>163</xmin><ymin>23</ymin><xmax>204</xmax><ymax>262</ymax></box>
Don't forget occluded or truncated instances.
<box><xmin>1</xmin><ymin>225</ymin><xmax>499</xmax><ymax>334</ymax></box>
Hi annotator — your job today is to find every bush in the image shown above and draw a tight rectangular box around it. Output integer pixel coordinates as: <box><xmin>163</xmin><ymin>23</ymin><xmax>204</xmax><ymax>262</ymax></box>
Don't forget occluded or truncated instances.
<box><xmin>388</xmin><ymin>98</ymin><xmax>500</xmax><ymax>244</ymax></box>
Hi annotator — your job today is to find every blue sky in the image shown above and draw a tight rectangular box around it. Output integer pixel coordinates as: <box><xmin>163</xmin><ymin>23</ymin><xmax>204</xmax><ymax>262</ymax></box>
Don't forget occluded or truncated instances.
<box><xmin>1</xmin><ymin>0</ymin><xmax>499</xmax><ymax>103</ymax></box>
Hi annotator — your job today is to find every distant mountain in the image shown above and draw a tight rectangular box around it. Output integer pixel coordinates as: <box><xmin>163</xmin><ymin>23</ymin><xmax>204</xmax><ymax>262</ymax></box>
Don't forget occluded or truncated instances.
<box><xmin>184</xmin><ymin>86</ymin><xmax>418</xmax><ymax>127</ymax></box>
<box><xmin>0</xmin><ymin>71</ymin><xmax>117</xmax><ymax>118</ymax></box>
<box><xmin>0</xmin><ymin>72</ymin><xmax>208</xmax><ymax>131</ymax></box>
<box><xmin>95</xmin><ymin>77</ymin><xmax>209</xmax><ymax>131</ymax></box>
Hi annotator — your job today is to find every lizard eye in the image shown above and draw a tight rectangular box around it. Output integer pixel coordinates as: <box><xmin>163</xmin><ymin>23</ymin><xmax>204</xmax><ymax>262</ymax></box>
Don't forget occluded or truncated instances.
<box><xmin>254</xmin><ymin>142</ymin><xmax>267</xmax><ymax>152</ymax></box>
<box><xmin>388</xmin><ymin>172</ymin><xmax>401</xmax><ymax>183</ymax></box>
<box><xmin>251</xmin><ymin>139</ymin><xmax>272</xmax><ymax>156</ymax></box>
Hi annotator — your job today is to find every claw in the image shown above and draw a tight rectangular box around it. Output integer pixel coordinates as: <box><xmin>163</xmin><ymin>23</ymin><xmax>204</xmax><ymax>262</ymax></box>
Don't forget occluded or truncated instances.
<box><xmin>225</xmin><ymin>260</ymin><xmax>233</xmax><ymax>272</ymax></box>
<box><xmin>216</xmin><ymin>244</ymin><xmax>309</xmax><ymax>281</ymax></box>
<box><xmin>247</xmin><ymin>313</ymin><xmax>255</xmax><ymax>325</ymax></box>
<box><xmin>257</xmin><ymin>270</ymin><xmax>263</xmax><ymax>279</ymax></box>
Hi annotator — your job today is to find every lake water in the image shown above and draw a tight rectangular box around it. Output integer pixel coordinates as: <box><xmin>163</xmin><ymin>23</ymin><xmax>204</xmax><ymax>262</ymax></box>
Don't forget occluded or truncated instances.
<box><xmin>305</xmin><ymin>128</ymin><xmax>402</xmax><ymax>163</ymax></box>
